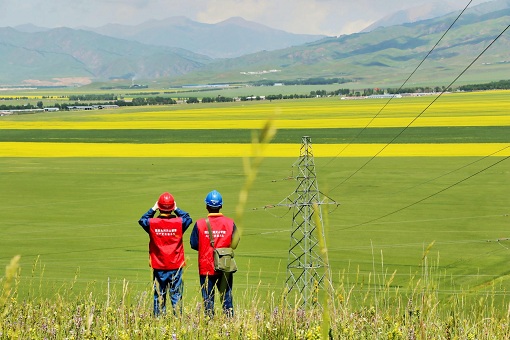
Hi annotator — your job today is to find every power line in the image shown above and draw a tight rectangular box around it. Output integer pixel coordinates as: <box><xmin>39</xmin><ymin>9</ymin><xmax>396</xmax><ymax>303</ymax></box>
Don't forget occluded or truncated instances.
<box><xmin>323</xmin><ymin>20</ymin><xmax>510</xmax><ymax>228</ymax></box>
<box><xmin>385</xmin><ymin>145</ymin><xmax>510</xmax><ymax>197</ymax></box>
<box><xmin>321</xmin><ymin>0</ymin><xmax>475</xmax><ymax>170</ymax></box>
<box><xmin>327</xmin><ymin>23</ymin><xmax>510</xmax><ymax>196</ymax></box>
<box><xmin>245</xmin><ymin>212</ymin><xmax>508</xmax><ymax>236</ymax></box>
<box><xmin>336</xmin><ymin>213</ymin><xmax>509</xmax><ymax>228</ymax></box>
<box><xmin>339</xmin><ymin>155</ymin><xmax>510</xmax><ymax>231</ymax></box>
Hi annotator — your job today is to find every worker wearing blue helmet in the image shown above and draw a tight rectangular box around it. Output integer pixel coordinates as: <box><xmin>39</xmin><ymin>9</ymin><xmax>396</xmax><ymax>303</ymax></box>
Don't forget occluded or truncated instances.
<box><xmin>190</xmin><ymin>190</ymin><xmax>240</xmax><ymax>317</ymax></box>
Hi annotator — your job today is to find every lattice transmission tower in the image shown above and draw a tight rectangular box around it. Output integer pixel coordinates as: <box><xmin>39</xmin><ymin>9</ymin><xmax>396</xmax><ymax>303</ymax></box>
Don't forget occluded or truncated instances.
<box><xmin>279</xmin><ymin>136</ymin><xmax>338</xmax><ymax>308</ymax></box>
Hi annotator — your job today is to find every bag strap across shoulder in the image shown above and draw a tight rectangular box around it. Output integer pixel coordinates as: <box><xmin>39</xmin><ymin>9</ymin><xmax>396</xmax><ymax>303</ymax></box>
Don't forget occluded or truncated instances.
<box><xmin>205</xmin><ymin>217</ymin><xmax>215</xmax><ymax>249</ymax></box>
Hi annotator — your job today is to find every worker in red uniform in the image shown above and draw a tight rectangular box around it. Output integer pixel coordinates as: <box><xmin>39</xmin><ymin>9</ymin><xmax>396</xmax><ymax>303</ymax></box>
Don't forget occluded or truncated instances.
<box><xmin>138</xmin><ymin>192</ymin><xmax>192</xmax><ymax>316</ymax></box>
<box><xmin>190</xmin><ymin>190</ymin><xmax>240</xmax><ymax>317</ymax></box>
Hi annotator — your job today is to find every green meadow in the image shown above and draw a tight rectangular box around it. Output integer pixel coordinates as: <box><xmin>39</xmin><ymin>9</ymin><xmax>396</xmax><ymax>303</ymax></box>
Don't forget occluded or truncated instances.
<box><xmin>1</xmin><ymin>90</ymin><xmax>509</xmax><ymax>315</ymax></box>
<box><xmin>1</xmin><ymin>126</ymin><xmax>509</xmax><ymax>143</ymax></box>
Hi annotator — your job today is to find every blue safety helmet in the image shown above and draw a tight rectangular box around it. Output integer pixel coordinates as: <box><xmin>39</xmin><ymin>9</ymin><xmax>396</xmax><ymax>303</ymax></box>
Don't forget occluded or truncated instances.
<box><xmin>205</xmin><ymin>190</ymin><xmax>223</xmax><ymax>208</ymax></box>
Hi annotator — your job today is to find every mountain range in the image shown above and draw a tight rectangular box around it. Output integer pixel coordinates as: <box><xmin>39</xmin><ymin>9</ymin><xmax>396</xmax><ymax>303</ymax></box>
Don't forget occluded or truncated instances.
<box><xmin>361</xmin><ymin>2</ymin><xmax>461</xmax><ymax>32</ymax></box>
<box><xmin>82</xmin><ymin>16</ymin><xmax>325</xmax><ymax>59</ymax></box>
<box><xmin>1</xmin><ymin>0</ymin><xmax>509</xmax><ymax>87</ymax></box>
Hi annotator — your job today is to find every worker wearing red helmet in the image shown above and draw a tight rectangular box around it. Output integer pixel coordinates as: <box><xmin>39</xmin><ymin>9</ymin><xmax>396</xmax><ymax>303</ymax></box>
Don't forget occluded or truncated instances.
<box><xmin>138</xmin><ymin>192</ymin><xmax>192</xmax><ymax>316</ymax></box>
<box><xmin>190</xmin><ymin>189</ymin><xmax>240</xmax><ymax>317</ymax></box>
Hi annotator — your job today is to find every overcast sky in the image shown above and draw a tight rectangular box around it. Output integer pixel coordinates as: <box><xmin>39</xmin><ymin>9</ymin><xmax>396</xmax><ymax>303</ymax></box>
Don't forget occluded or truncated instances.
<box><xmin>0</xmin><ymin>0</ymin><xmax>495</xmax><ymax>36</ymax></box>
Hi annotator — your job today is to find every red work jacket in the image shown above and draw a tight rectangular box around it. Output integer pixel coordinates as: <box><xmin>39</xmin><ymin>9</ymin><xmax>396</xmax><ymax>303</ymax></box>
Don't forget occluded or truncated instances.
<box><xmin>196</xmin><ymin>214</ymin><xmax>235</xmax><ymax>275</ymax></box>
<box><xmin>148</xmin><ymin>216</ymin><xmax>185</xmax><ymax>270</ymax></box>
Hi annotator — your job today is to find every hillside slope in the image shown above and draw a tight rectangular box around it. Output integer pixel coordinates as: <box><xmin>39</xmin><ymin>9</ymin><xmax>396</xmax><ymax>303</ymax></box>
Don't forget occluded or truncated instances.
<box><xmin>177</xmin><ymin>0</ymin><xmax>509</xmax><ymax>86</ymax></box>
<box><xmin>0</xmin><ymin>27</ymin><xmax>212</xmax><ymax>86</ymax></box>
<box><xmin>0</xmin><ymin>0</ymin><xmax>508</xmax><ymax>87</ymax></box>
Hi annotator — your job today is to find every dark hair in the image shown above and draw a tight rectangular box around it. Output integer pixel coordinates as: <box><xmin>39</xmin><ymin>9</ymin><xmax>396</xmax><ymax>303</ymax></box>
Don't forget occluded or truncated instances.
<box><xmin>206</xmin><ymin>205</ymin><xmax>221</xmax><ymax>213</ymax></box>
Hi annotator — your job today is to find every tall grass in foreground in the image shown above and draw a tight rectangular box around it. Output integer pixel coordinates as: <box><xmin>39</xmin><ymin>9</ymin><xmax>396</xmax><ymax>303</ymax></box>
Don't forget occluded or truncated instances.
<box><xmin>2</xmin><ymin>252</ymin><xmax>510</xmax><ymax>339</ymax></box>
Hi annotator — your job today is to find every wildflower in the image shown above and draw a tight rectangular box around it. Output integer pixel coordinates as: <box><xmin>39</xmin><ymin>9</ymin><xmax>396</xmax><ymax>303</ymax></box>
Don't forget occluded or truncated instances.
<box><xmin>387</xmin><ymin>323</ymin><xmax>403</xmax><ymax>340</ymax></box>
<box><xmin>118</xmin><ymin>330</ymin><xmax>130</xmax><ymax>340</ymax></box>
<box><xmin>245</xmin><ymin>331</ymin><xmax>258</xmax><ymax>340</ymax></box>
<box><xmin>272</xmin><ymin>307</ymin><xmax>279</xmax><ymax>318</ymax></box>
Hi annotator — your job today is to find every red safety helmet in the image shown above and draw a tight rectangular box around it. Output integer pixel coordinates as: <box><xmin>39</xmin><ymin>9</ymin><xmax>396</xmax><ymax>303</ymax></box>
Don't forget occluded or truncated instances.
<box><xmin>157</xmin><ymin>192</ymin><xmax>175</xmax><ymax>211</ymax></box>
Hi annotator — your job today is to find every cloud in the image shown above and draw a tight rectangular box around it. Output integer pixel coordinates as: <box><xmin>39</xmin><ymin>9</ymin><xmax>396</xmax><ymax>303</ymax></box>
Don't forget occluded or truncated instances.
<box><xmin>0</xmin><ymin>0</ymin><xmax>390</xmax><ymax>34</ymax></box>
<box><xmin>196</xmin><ymin>0</ymin><xmax>274</xmax><ymax>24</ymax></box>
<box><xmin>0</xmin><ymin>0</ymin><xmax>500</xmax><ymax>34</ymax></box>
<box><xmin>195</xmin><ymin>0</ymin><xmax>351</xmax><ymax>35</ymax></box>
<box><xmin>192</xmin><ymin>0</ymin><xmax>434</xmax><ymax>35</ymax></box>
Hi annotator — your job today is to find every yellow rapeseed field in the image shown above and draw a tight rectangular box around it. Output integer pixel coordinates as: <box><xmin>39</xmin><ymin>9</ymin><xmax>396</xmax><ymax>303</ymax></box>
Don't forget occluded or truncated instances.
<box><xmin>2</xmin><ymin>116</ymin><xmax>509</xmax><ymax>130</ymax></box>
<box><xmin>1</xmin><ymin>92</ymin><xmax>509</xmax><ymax>157</ymax></box>
<box><xmin>1</xmin><ymin>142</ymin><xmax>509</xmax><ymax>157</ymax></box>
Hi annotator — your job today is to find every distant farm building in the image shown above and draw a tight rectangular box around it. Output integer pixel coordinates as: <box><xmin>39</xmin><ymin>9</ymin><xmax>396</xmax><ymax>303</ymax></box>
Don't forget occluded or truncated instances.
<box><xmin>182</xmin><ymin>84</ymin><xmax>229</xmax><ymax>89</ymax></box>
<box><xmin>1</xmin><ymin>108</ymin><xmax>44</xmax><ymax>114</ymax></box>
<box><xmin>341</xmin><ymin>94</ymin><xmax>403</xmax><ymax>100</ymax></box>
<box><xmin>245</xmin><ymin>96</ymin><xmax>266</xmax><ymax>100</ymax></box>
<box><xmin>67</xmin><ymin>105</ymin><xmax>119</xmax><ymax>111</ymax></box>
<box><xmin>68</xmin><ymin>106</ymin><xmax>94</xmax><ymax>111</ymax></box>
<box><xmin>366</xmin><ymin>94</ymin><xmax>403</xmax><ymax>99</ymax></box>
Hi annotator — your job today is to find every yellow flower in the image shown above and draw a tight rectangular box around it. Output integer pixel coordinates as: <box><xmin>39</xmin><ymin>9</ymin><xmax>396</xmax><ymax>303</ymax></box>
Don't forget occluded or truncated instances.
<box><xmin>2</xmin><ymin>142</ymin><xmax>509</xmax><ymax>157</ymax></box>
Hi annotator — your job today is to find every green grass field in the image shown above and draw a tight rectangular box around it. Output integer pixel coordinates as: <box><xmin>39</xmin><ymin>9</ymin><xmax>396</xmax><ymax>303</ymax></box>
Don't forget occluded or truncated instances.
<box><xmin>1</xmin><ymin>90</ymin><xmax>509</xmax><ymax>311</ymax></box>
<box><xmin>1</xmin><ymin>127</ymin><xmax>508</xmax><ymax>143</ymax></box>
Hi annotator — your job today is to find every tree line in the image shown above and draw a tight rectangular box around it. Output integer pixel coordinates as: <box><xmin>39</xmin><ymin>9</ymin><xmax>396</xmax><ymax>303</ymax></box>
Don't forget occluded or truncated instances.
<box><xmin>68</xmin><ymin>94</ymin><xmax>118</xmax><ymax>101</ymax></box>
<box><xmin>0</xmin><ymin>97</ymin><xmax>177</xmax><ymax>111</ymax></box>
<box><xmin>2</xmin><ymin>79</ymin><xmax>508</xmax><ymax>112</ymax></box>
<box><xmin>458</xmin><ymin>79</ymin><xmax>510</xmax><ymax>91</ymax></box>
